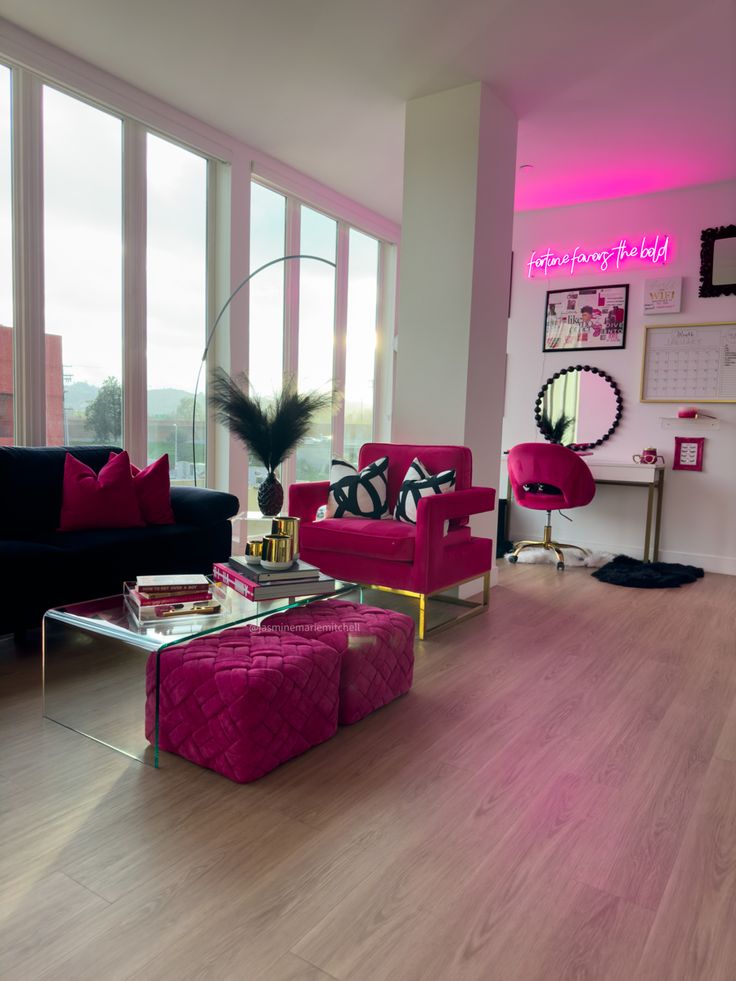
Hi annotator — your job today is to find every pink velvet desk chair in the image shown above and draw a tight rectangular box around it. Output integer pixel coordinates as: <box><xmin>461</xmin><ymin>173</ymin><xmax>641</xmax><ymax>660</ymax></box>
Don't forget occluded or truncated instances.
<box><xmin>288</xmin><ymin>443</ymin><xmax>495</xmax><ymax>639</ymax></box>
<box><xmin>507</xmin><ymin>442</ymin><xmax>595</xmax><ymax>570</ymax></box>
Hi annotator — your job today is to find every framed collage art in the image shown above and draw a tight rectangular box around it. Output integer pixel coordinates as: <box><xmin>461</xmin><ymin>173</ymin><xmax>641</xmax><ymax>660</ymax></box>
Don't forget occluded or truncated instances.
<box><xmin>543</xmin><ymin>283</ymin><xmax>628</xmax><ymax>352</ymax></box>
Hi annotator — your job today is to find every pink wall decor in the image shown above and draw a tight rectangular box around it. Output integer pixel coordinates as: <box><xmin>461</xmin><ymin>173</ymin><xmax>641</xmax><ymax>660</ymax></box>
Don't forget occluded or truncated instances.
<box><xmin>527</xmin><ymin>234</ymin><xmax>671</xmax><ymax>278</ymax></box>
<box><xmin>673</xmin><ymin>436</ymin><xmax>705</xmax><ymax>471</ymax></box>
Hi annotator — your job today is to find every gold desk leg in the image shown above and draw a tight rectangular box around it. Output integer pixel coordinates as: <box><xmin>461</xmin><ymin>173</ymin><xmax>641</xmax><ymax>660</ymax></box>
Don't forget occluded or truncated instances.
<box><xmin>653</xmin><ymin>469</ymin><xmax>664</xmax><ymax>562</ymax></box>
<box><xmin>418</xmin><ymin>594</ymin><xmax>427</xmax><ymax>641</ymax></box>
<box><xmin>505</xmin><ymin>476</ymin><xmax>513</xmax><ymax>548</ymax></box>
<box><xmin>643</xmin><ymin>483</ymin><xmax>655</xmax><ymax>562</ymax></box>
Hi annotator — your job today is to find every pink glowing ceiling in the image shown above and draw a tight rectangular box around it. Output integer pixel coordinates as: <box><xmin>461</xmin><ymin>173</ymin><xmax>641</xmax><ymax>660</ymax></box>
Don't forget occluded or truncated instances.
<box><xmin>0</xmin><ymin>0</ymin><xmax>733</xmax><ymax>220</ymax></box>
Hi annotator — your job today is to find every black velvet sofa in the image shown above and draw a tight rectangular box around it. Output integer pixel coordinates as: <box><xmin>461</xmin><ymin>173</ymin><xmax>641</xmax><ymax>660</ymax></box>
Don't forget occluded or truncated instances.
<box><xmin>0</xmin><ymin>445</ymin><xmax>240</xmax><ymax>635</ymax></box>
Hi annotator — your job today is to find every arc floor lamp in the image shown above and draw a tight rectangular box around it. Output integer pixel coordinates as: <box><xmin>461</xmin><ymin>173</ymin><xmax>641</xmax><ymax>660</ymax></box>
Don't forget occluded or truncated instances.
<box><xmin>191</xmin><ymin>253</ymin><xmax>337</xmax><ymax>486</ymax></box>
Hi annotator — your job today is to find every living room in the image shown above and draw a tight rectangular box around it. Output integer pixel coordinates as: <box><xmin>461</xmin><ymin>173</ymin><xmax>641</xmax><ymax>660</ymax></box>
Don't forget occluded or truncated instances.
<box><xmin>1</xmin><ymin>2</ymin><xmax>736</xmax><ymax>979</ymax></box>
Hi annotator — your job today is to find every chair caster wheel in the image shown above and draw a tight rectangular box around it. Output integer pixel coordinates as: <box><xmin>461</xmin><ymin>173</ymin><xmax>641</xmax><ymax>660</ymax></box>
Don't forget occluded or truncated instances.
<box><xmin>556</xmin><ymin>561</ymin><xmax>565</xmax><ymax>571</ymax></box>
<box><xmin>508</xmin><ymin>554</ymin><xmax>518</xmax><ymax>564</ymax></box>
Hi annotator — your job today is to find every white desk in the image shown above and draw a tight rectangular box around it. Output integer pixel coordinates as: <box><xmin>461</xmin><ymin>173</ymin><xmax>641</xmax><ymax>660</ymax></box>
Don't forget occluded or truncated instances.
<box><xmin>504</xmin><ymin>459</ymin><xmax>665</xmax><ymax>562</ymax></box>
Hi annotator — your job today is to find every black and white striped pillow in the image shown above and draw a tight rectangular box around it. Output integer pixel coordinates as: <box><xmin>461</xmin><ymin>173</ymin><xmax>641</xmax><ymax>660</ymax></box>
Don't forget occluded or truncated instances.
<box><xmin>327</xmin><ymin>457</ymin><xmax>389</xmax><ymax>519</ymax></box>
<box><xmin>394</xmin><ymin>458</ymin><xmax>455</xmax><ymax>525</ymax></box>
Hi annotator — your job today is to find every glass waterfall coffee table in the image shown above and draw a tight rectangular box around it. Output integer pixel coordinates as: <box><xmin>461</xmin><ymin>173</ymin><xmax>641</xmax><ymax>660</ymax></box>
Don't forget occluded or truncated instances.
<box><xmin>43</xmin><ymin>581</ymin><xmax>360</xmax><ymax>767</ymax></box>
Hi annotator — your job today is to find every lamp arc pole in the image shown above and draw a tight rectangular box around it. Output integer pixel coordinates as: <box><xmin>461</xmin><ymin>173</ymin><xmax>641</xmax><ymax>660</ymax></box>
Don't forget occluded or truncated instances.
<box><xmin>191</xmin><ymin>253</ymin><xmax>337</xmax><ymax>486</ymax></box>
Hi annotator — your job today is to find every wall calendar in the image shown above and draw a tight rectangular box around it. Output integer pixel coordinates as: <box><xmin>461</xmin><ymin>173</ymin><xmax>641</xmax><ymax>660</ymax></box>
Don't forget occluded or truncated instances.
<box><xmin>641</xmin><ymin>322</ymin><xmax>736</xmax><ymax>403</ymax></box>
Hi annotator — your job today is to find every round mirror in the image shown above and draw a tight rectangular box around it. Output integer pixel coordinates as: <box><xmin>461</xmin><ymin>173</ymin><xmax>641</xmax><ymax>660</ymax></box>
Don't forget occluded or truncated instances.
<box><xmin>534</xmin><ymin>365</ymin><xmax>623</xmax><ymax>450</ymax></box>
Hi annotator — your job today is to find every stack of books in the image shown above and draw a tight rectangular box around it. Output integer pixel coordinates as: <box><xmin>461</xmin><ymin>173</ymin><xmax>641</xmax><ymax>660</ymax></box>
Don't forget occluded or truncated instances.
<box><xmin>125</xmin><ymin>574</ymin><xmax>221</xmax><ymax>622</ymax></box>
<box><xmin>212</xmin><ymin>558</ymin><xmax>336</xmax><ymax>602</ymax></box>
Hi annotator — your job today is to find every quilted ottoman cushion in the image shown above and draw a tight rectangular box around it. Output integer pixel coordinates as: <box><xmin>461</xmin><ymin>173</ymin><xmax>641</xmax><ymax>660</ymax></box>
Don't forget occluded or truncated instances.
<box><xmin>145</xmin><ymin>627</ymin><xmax>341</xmax><ymax>783</ymax></box>
<box><xmin>263</xmin><ymin>600</ymin><xmax>415</xmax><ymax>725</ymax></box>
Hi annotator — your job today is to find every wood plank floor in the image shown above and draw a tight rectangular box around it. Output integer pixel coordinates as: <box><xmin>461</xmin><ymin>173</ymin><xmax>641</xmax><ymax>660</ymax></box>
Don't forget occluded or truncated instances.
<box><xmin>1</xmin><ymin>564</ymin><xmax>735</xmax><ymax>980</ymax></box>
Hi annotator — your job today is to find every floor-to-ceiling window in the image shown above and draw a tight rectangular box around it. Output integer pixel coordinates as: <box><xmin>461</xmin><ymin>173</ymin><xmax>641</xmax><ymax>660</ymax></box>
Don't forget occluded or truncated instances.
<box><xmin>43</xmin><ymin>86</ymin><xmax>123</xmax><ymax>446</ymax></box>
<box><xmin>146</xmin><ymin>132</ymin><xmax>208</xmax><ymax>484</ymax></box>
<box><xmin>0</xmin><ymin>64</ymin><xmax>13</xmax><ymax>445</ymax></box>
<box><xmin>248</xmin><ymin>178</ymin><xmax>386</xmax><ymax>513</ymax></box>
<box><xmin>1</xmin><ymin>48</ymin><xmax>394</xmax><ymax>503</ymax></box>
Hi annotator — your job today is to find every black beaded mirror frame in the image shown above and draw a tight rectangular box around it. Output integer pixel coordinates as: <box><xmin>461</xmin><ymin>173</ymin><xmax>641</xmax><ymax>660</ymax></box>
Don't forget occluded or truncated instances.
<box><xmin>534</xmin><ymin>365</ymin><xmax>623</xmax><ymax>451</ymax></box>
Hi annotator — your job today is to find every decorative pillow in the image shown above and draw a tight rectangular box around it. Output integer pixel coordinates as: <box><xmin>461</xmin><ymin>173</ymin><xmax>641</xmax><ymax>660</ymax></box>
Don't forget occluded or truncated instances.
<box><xmin>109</xmin><ymin>452</ymin><xmax>175</xmax><ymax>525</ymax></box>
<box><xmin>394</xmin><ymin>458</ymin><xmax>455</xmax><ymax>525</ymax></box>
<box><xmin>59</xmin><ymin>450</ymin><xmax>145</xmax><ymax>532</ymax></box>
<box><xmin>327</xmin><ymin>457</ymin><xmax>388</xmax><ymax>519</ymax></box>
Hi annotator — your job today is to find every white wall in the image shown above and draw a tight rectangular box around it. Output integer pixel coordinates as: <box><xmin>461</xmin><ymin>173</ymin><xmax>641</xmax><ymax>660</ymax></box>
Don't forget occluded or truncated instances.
<box><xmin>503</xmin><ymin>181</ymin><xmax>736</xmax><ymax>574</ymax></box>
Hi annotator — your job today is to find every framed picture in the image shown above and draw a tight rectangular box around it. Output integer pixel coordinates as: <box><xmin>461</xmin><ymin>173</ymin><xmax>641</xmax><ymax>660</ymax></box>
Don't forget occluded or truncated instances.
<box><xmin>643</xmin><ymin>276</ymin><xmax>682</xmax><ymax>314</ymax></box>
<box><xmin>673</xmin><ymin>436</ymin><xmax>705</xmax><ymax>471</ymax></box>
<box><xmin>543</xmin><ymin>283</ymin><xmax>628</xmax><ymax>352</ymax></box>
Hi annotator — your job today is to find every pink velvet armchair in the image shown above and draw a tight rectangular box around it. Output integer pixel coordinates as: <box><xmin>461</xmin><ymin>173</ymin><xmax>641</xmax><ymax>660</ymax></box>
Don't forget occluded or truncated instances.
<box><xmin>288</xmin><ymin>443</ymin><xmax>495</xmax><ymax>639</ymax></box>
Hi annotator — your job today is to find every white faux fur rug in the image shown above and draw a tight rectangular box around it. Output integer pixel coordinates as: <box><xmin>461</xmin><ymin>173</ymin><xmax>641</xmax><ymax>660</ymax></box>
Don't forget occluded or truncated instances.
<box><xmin>504</xmin><ymin>547</ymin><xmax>615</xmax><ymax>568</ymax></box>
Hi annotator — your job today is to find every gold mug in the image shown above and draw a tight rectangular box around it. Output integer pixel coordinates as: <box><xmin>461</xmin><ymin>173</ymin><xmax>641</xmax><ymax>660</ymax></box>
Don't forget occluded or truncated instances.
<box><xmin>271</xmin><ymin>516</ymin><xmax>300</xmax><ymax>561</ymax></box>
<box><xmin>262</xmin><ymin>533</ymin><xmax>294</xmax><ymax>570</ymax></box>
<box><xmin>244</xmin><ymin>538</ymin><xmax>263</xmax><ymax>563</ymax></box>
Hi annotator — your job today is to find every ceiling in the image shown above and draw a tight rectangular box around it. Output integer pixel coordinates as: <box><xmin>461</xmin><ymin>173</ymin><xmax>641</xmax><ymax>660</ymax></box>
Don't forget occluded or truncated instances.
<box><xmin>0</xmin><ymin>0</ymin><xmax>734</xmax><ymax>223</ymax></box>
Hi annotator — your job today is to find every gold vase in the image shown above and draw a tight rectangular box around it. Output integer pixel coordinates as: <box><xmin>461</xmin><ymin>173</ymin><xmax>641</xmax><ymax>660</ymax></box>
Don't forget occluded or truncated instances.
<box><xmin>261</xmin><ymin>533</ymin><xmax>294</xmax><ymax>570</ymax></box>
<box><xmin>244</xmin><ymin>538</ymin><xmax>264</xmax><ymax>564</ymax></box>
<box><xmin>271</xmin><ymin>516</ymin><xmax>300</xmax><ymax>561</ymax></box>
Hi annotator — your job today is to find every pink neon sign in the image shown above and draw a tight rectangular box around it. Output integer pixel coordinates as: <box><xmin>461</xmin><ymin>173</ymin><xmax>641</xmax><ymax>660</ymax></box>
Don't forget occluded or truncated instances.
<box><xmin>527</xmin><ymin>235</ymin><xmax>671</xmax><ymax>278</ymax></box>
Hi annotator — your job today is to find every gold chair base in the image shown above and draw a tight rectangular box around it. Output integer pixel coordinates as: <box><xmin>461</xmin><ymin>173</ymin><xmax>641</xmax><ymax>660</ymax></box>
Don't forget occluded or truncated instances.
<box><xmin>510</xmin><ymin>522</ymin><xmax>590</xmax><ymax>568</ymax></box>
<box><xmin>361</xmin><ymin>572</ymin><xmax>491</xmax><ymax>641</ymax></box>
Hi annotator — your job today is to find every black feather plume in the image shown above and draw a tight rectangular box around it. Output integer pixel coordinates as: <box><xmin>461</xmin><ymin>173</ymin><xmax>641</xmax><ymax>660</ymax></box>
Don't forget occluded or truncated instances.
<box><xmin>208</xmin><ymin>368</ymin><xmax>333</xmax><ymax>471</ymax></box>
<box><xmin>539</xmin><ymin>409</ymin><xmax>575</xmax><ymax>444</ymax></box>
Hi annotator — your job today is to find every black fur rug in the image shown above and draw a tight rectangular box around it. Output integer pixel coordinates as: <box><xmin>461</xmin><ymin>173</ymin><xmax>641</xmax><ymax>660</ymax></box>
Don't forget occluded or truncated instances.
<box><xmin>592</xmin><ymin>554</ymin><xmax>704</xmax><ymax>588</ymax></box>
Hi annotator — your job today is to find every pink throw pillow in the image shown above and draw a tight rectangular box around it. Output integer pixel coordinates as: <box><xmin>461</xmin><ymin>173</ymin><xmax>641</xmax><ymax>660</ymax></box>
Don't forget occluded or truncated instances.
<box><xmin>109</xmin><ymin>452</ymin><xmax>175</xmax><ymax>525</ymax></box>
<box><xmin>59</xmin><ymin>451</ymin><xmax>145</xmax><ymax>531</ymax></box>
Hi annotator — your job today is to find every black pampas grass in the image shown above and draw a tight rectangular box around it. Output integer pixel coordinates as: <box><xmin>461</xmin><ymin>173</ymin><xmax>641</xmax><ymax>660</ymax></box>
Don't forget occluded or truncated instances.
<box><xmin>208</xmin><ymin>369</ymin><xmax>333</xmax><ymax>471</ymax></box>
<box><xmin>539</xmin><ymin>409</ymin><xmax>574</xmax><ymax>445</ymax></box>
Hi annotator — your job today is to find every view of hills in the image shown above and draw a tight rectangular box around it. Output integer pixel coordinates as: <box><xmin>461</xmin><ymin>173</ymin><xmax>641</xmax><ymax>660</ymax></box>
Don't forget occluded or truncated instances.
<box><xmin>64</xmin><ymin>383</ymin><xmax>195</xmax><ymax>417</ymax></box>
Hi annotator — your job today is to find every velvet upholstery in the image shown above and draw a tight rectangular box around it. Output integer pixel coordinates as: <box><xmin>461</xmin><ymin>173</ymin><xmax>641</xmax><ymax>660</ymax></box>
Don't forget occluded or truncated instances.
<box><xmin>0</xmin><ymin>445</ymin><xmax>239</xmax><ymax>634</ymax></box>
<box><xmin>300</xmin><ymin>517</ymin><xmax>471</xmax><ymax>564</ymax></box>
<box><xmin>263</xmin><ymin>600</ymin><xmax>415</xmax><ymax>724</ymax></box>
<box><xmin>507</xmin><ymin>443</ymin><xmax>596</xmax><ymax>511</ymax></box>
<box><xmin>146</xmin><ymin>627</ymin><xmax>341</xmax><ymax>782</ymax></box>
<box><xmin>289</xmin><ymin>444</ymin><xmax>494</xmax><ymax>597</ymax></box>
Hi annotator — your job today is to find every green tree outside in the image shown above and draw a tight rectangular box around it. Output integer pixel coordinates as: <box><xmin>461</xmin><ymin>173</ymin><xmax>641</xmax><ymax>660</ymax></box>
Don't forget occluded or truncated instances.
<box><xmin>84</xmin><ymin>376</ymin><xmax>122</xmax><ymax>443</ymax></box>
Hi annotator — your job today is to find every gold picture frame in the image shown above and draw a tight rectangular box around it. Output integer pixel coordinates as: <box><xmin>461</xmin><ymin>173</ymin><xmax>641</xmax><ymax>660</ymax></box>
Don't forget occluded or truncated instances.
<box><xmin>640</xmin><ymin>321</ymin><xmax>736</xmax><ymax>403</ymax></box>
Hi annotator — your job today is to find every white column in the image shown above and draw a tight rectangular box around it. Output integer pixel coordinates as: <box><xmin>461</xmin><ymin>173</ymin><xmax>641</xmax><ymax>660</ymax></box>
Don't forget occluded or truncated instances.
<box><xmin>393</xmin><ymin>82</ymin><xmax>517</xmax><ymax>540</ymax></box>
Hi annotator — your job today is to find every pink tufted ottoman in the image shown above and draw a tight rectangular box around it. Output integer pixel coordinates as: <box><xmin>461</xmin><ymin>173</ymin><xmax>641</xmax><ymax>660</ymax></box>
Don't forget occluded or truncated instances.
<box><xmin>263</xmin><ymin>600</ymin><xmax>415</xmax><ymax>725</ymax></box>
<box><xmin>145</xmin><ymin>627</ymin><xmax>341</xmax><ymax>782</ymax></box>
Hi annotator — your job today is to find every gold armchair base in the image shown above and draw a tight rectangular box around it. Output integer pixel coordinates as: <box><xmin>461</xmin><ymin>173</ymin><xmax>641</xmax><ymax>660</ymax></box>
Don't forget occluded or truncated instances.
<box><xmin>361</xmin><ymin>571</ymin><xmax>491</xmax><ymax>641</ymax></box>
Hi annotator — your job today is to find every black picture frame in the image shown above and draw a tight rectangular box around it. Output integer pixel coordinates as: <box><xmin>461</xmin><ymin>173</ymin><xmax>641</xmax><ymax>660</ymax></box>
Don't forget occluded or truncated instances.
<box><xmin>699</xmin><ymin>225</ymin><xmax>736</xmax><ymax>297</ymax></box>
<box><xmin>543</xmin><ymin>283</ymin><xmax>629</xmax><ymax>352</ymax></box>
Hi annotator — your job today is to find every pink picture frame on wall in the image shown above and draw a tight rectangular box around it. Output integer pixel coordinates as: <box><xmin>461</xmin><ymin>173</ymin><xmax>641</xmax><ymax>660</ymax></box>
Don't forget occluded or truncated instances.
<box><xmin>673</xmin><ymin>436</ymin><xmax>705</xmax><ymax>471</ymax></box>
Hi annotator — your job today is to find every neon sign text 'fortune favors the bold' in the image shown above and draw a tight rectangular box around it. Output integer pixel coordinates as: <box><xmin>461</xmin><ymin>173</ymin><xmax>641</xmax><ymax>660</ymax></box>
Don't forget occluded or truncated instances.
<box><xmin>526</xmin><ymin>235</ymin><xmax>671</xmax><ymax>278</ymax></box>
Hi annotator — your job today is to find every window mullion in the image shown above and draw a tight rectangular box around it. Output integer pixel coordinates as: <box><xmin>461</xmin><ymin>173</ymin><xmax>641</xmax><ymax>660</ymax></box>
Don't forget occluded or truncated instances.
<box><xmin>332</xmin><ymin>223</ymin><xmax>349</xmax><ymax>460</ymax></box>
<box><xmin>122</xmin><ymin>119</ymin><xmax>147</xmax><ymax>464</ymax></box>
<box><xmin>281</xmin><ymin>198</ymin><xmax>300</xmax><ymax>494</ymax></box>
<box><xmin>11</xmin><ymin>67</ymin><xmax>46</xmax><ymax>446</ymax></box>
